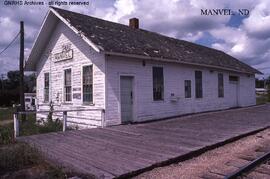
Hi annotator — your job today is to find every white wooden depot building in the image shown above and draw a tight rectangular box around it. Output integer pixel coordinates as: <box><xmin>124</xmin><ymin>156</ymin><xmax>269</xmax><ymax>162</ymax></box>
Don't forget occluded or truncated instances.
<box><xmin>25</xmin><ymin>7</ymin><xmax>261</xmax><ymax>128</ymax></box>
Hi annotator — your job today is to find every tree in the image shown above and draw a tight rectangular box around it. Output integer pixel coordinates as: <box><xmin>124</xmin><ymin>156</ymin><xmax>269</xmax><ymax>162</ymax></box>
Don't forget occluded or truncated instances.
<box><xmin>7</xmin><ymin>71</ymin><xmax>20</xmax><ymax>89</ymax></box>
<box><xmin>255</xmin><ymin>78</ymin><xmax>265</xmax><ymax>88</ymax></box>
<box><xmin>267</xmin><ymin>76</ymin><xmax>270</xmax><ymax>102</ymax></box>
<box><xmin>0</xmin><ymin>71</ymin><xmax>36</xmax><ymax>106</ymax></box>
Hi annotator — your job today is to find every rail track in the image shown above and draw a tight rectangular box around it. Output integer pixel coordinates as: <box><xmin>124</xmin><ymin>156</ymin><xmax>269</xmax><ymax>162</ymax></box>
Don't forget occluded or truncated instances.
<box><xmin>225</xmin><ymin>149</ymin><xmax>270</xmax><ymax>179</ymax></box>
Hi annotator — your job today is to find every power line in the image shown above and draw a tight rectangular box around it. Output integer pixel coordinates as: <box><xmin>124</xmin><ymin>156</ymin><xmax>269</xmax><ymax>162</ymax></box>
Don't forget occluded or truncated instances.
<box><xmin>0</xmin><ymin>32</ymin><xmax>20</xmax><ymax>56</ymax></box>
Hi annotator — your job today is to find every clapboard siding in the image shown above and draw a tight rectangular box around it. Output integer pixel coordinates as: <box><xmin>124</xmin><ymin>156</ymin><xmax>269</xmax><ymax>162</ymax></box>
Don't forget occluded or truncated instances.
<box><xmin>36</xmin><ymin>21</ymin><xmax>105</xmax><ymax>128</ymax></box>
<box><xmin>34</xmin><ymin>19</ymin><xmax>255</xmax><ymax>128</ymax></box>
<box><xmin>105</xmin><ymin>55</ymin><xmax>256</xmax><ymax>125</ymax></box>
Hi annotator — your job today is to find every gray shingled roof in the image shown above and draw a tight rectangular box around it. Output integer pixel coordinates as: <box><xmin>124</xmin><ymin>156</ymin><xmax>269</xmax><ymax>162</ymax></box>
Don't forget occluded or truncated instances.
<box><xmin>52</xmin><ymin>7</ymin><xmax>261</xmax><ymax>74</ymax></box>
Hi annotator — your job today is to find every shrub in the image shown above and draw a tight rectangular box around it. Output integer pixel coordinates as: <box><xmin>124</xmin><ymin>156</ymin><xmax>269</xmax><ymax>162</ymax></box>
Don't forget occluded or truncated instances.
<box><xmin>19</xmin><ymin>115</ymin><xmax>63</xmax><ymax>136</ymax></box>
<box><xmin>38</xmin><ymin>117</ymin><xmax>63</xmax><ymax>134</ymax></box>
<box><xmin>0</xmin><ymin>123</ymin><xmax>14</xmax><ymax>145</ymax></box>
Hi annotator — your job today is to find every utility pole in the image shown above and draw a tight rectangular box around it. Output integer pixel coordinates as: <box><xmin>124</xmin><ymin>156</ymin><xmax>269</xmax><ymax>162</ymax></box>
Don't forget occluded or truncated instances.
<box><xmin>0</xmin><ymin>74</ymin><xmax>4</xmax><ymax>91</ymax></box>
<box><xmin>19</xmin><ymin>21</ymin><xmax>25</xmax><ymax>119</ymax></box>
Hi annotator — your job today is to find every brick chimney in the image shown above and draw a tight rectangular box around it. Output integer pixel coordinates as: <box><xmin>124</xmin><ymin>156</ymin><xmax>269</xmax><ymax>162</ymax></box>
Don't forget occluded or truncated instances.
<box><xmin>129</xmin><ymin>18</ymin><xmax>139</xmax><ymax>29</ymax></box>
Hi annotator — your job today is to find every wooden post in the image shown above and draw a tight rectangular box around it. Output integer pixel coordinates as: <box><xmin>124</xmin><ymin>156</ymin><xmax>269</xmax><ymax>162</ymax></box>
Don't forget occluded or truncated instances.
<box><xmin>101</xmin><ymin>109</ymin><xmax>105</xmax><ymax>128</ymax></box>
<box><xmin>13</xmin><ymin>113</ymin><xmax>19</xmax><ymax>138</ymax></box>
<box><xmin>63</xmin><ymin>111</ymin><xmax>67</xmax><ymax>132</ymax></box>
<box><xmin>19</xmin><ymin>21</ymin><xmax>25</xmax><ymax>120</ymax></box>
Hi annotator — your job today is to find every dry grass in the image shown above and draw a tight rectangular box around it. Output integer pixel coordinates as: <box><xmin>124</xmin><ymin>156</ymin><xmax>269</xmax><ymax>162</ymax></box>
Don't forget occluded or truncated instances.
<box><xmin>0</xmin><ymin>143</ymin><xmax>70</xmax><ymax>179</ymax></box>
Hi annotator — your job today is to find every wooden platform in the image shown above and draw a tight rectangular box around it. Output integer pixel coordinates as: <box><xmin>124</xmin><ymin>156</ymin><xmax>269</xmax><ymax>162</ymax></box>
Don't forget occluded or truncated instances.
<box><xmin>18</xmin><ymin>105</ymin><xmax>270</xmax><ymax>178</ymax></box>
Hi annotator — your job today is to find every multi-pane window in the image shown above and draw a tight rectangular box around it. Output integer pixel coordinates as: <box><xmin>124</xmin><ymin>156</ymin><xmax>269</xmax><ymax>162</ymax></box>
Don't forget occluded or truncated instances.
<box><xmin>82</xmin><ymin>65</ymin><xmax>93</xmax><ymax>103</ymax></box>
<box><xmin>195</xmin><ymin>71</ymin><xmax>203</xmax><ymax>98</ymax></box>
<box><xmin>153</xmin><ymin>67</ymin><xmax>164</xmax><ymax>101</ymax></box>
<box><xmin>185</xmin><ymin>80</ymin><xmax>191</xmax><ymax>98</ymax></box>
<box><xmin>64</xmin><ymin>69</ymin><xmax>72</xmax><ymax>102</ymax></box>
<box><xmin>44</xmin><ymin>73</ymin><xmax>49</xmax><ymax>102</ymax></box>
<box><xmin>218</xmin><ymin>73</ymin><xmax>224</xmax><ymax>97</ymax></box>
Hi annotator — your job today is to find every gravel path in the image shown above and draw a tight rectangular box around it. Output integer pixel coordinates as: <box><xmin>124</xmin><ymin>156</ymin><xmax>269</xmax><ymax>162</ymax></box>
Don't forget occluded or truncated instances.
<box><xmin>134</xmin><ymin>128</ymin><xmax>270</xmax><ymax>179</ymax></box>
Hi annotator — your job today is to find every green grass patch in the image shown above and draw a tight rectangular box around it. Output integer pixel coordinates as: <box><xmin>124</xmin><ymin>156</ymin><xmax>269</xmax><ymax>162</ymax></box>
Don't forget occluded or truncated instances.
<box><xmin>0</xmin><ymin>107</ymin><xmax>14</xmax><ymax>121</ymax></box>
<box><xmin>0</xmin><ymin>115</ymin><xmax>63</xmax><ymax>145</ymax></box>
<box><xmin>0</xmin><ymin>123</ymin><xmax>14</xmax><ymax>145</ymax></box>
<box><xmin>256</xmin><ymin>94</ymin><xmax>268</xmax><ymax>105</ymax></box>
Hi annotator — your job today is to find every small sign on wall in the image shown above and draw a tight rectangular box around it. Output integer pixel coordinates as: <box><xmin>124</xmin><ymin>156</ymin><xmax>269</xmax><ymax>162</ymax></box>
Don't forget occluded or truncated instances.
<box><xmin>73</xmin><ymin>93</ymin><xmax>81</xmax><ymax>99</ymax></box>
<box><xmin>73</xmin><ymin>87</ymin><xmax>81</xmax><ymax>92</ymax></box>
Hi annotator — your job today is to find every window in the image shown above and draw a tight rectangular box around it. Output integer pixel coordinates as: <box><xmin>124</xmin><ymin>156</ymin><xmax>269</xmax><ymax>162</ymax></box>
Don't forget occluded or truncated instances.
<box><xmin>185</xmin><ymin>80</ymin><xmax>191</xmax><ymax>98</ymax></box>
<box><xmin>229</xmin><ymin>75</ymin><xmax>239</xmax><ymax>82</ymax></box>
<box><xmin>82</xmin><ymin>65</ymin><xmax>93</xmax><ymax>103</ymax></box>
<box><xmin>153</xmin><ymin>67</ymin><xmax>164</xmax><ymax>101</ymax></box>
<box><xmin>218</xmin><ymin>73</ymin><xmax>224</xmax><ymax>97</ymax></box>
<box><xmin>64</xmin><ymin>69</ymin><xmax>72</xmax><ymax>102</ymax></box>
<box><xmin>44</xmin><ymin>73</ymin><xmax>49</xmax><ymax>102</ymax></box>
<box><xmin>195</xmin><ymin>71</ymin><xmax>203</xmax><ymax>98</ymax></box>
<box><xmin>31</xmin><ymin>99</ymin><xmax>35</xmax><ymax>106</ymax></box>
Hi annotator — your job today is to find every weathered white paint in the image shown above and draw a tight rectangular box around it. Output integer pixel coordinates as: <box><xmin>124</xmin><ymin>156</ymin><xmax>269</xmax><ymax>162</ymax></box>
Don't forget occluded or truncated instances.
<box><xmin>105</xmin><ymin>55</ymin><xmax>256</xmax><ymax>126</ymax></box>
<box><xmin>33</xmin><ymin>13</ymin><xmax>256</xmax><ymax>128</ymax></box>
<box><xmin>36</xmin><ymin>21</ymin><xmax>105</xmax><ymax>128</ymax></box>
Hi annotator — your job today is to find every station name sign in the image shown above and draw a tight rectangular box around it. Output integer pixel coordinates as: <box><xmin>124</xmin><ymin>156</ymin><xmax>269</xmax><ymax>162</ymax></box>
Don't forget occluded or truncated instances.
<box><xmin>54</xmin><ymin>44</ymin><xmax>73</xmax><ymax>62</ymax></box>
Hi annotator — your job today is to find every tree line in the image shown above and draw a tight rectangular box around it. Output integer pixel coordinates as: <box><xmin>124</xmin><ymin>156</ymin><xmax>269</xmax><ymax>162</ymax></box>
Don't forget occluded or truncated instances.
<box><xmin>0</xmin><ymin>71</ymin><xmax>36</xmax><ymax>106</ymax></box>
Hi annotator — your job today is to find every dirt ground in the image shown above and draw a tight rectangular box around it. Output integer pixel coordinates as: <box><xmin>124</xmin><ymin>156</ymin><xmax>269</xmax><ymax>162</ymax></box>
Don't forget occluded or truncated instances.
<box><xmin>134</xmin><ymin>128</ymin><xmax>270</xmax><ymax>179</ymax></box>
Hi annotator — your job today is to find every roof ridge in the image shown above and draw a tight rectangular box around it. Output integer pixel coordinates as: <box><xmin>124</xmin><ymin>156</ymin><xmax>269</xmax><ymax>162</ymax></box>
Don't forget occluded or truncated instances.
<box><xmin>50</xmin><ymin>7</ymin><xmax>232</xmax><ymax>54</ymax></box>
<box><xmin>49</xmin><ymin>6</ymin><xmax>261</xmax><ymax>74</ymax></box>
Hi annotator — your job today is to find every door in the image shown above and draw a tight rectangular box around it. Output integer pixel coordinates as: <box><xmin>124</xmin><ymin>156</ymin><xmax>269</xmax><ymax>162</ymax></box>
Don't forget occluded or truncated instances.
<box><xmin>230</xmin><ymin>83</ymin><xmax>238</xmax><ymax>107</ymax></box>
<box><xmin>229</xmin><ymin>76</ymin><xmax>239</xmax><ymax>107</ymax></box>
<box><xmin>120</xmin><ymin>76</ymin><xmax>133</xmax><ymax>123</ymax></box>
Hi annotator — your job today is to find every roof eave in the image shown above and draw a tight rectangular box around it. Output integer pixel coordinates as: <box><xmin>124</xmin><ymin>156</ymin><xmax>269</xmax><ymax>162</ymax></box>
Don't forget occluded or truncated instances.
<box><xmin>104</xmin><ymin>51</ymin><xmax>259</xmax><ymax>75</ymax></box>
<box><xmin>50</xmin><ymin>7</ymin><xmax>102</xmax><ymax>53</ymax></box>
<box><xmin>24</xmin><ymin>10</ymin><xmax>52</xmax><ymax>72</ymax></box>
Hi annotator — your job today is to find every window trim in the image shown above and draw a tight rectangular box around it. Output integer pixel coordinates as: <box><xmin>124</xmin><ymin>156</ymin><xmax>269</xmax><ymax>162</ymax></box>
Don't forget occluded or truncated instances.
<box><xmin>218</xmin><ymin>73</ymin><xmax>224</xmax><ymax>98</ymax></box>
<box><xmin>63</xmin><ymin>68</ymin><xmax>72</xmax><ymax>103</ymax></box>
<box><xmin>184</xmin><ymin>80</ymin><xmax>192</xmax><ymax>98</ymax></box>
<box><xmin>81</xmin><ymin>64</ymin><xmax>94</xmax><ymax>105</ymax></box>
<box><xmin>195</xmin><ymin>70</ymin><xmax>203</xmax><ymax>98</ymax></box>
<box><xmin>44</xmin><ymin>72</ymin><xmax>50</xmax><ymax>103</ymax></box>
<box><xmin>152</xmin><ymin>66</ymin><xmax>164</xmax><ymax>101</ymax></box>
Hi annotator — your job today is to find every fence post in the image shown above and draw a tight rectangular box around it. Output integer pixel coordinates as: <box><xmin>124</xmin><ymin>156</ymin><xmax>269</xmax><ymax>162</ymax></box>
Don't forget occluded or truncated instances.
<box><xmin>101</xmin><ymin>109</ymin><xmax>105</xmax><ymax>128</ymax></box>
<box><xmin>63</xmin><ymin>111</ymin><xmax>67</xmax><ymax>132</ymax></box>
<box><xmin>13</xmin><ymin>113</ymin><xmax>19</xmax><ymax>138</ymax></box>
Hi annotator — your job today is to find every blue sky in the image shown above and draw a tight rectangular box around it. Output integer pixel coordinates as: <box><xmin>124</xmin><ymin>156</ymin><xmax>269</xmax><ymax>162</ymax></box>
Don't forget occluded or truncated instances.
<box><xmin>0</xmin><ymin>0</ymin><xmax>269</xmax><ymax>78</ymax></box>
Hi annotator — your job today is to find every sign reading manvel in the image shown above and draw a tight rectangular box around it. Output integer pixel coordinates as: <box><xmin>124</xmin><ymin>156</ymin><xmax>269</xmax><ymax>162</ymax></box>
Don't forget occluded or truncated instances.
<box><xmin>54</xmin><ymin>50</ymin><xmax>73</xmax><ymax>62</ymax></box>
<box><xmin>54</xmin><ymin>44</ymin><xmax>73</xmax><ymax>62</ymax></box>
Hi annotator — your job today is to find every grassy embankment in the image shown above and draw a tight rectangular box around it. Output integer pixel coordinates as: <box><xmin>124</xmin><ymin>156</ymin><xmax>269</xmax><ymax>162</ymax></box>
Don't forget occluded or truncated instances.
<box><xmin>0</xmin><ymin>108</ymin><xmax>82</xmax><ymax>179</ymax></box>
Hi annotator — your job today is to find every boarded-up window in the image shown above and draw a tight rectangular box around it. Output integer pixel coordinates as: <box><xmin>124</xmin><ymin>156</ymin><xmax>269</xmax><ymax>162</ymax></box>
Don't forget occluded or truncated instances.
<box><xmin>218</xmin><ymin>73</ymin><xmax>224</xmax><ymax>97</ymax></box>
<box><xmin>83</xmin><ymin>65</ymin><xmax>93</xmax><ymax>103</ymax></box>
<box><xmin>153</xmin><ymin>67</ymin><xmax>164</xmax><ymax>101</ymax></box>
<box><xmin>195</xmin><ymin>71</ymin><xmax>203</xmax><ymax>98</ymax></box>
<box><xmin>64</xmin><ymin>69</ymin><xmax>72</xmax><ymax>102</ymax></box>
<box><xmin>44</xmin><ymin>73</ymin><xmax>49</xmax><ymax>102</ymax></box>
<box><xmin>185</xmin><ymin>80</ymin><xmax>191</xmax><ymax>98</ymax></box>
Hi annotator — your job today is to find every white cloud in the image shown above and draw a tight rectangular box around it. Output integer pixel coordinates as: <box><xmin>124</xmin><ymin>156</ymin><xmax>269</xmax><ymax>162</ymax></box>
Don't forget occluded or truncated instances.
<box><xmin>243</xmin><ymin>0</ymin><xmax>270</xmax><ymax>39</ymax></box>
